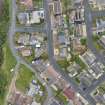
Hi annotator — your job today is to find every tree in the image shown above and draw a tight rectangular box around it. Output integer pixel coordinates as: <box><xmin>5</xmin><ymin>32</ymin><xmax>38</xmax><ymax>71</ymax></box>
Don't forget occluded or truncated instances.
<box><xmin>80</xmin><ymin>38</ymin><xmax>87</xmax><ymax>45</ymax></box>
<box><xmin>0</xmin><ymin>73</ymin><xmax>7</xmax><ymax>98</ymax></box>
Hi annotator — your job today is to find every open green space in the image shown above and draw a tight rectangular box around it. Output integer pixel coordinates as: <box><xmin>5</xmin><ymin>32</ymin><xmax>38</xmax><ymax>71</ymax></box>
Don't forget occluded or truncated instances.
<box><xmin>16</xmin><ymin>64</ymin><xmax>34</xmax><ymax>92</ymax></box>
<box><xmin>0</xmin><ymin>43</ymin><xmax>17</xmax><ymax>105</ymax></box>
<box><xmin>0</xmin><ymin>0</ymin><xmax>10</xmax><ymax>67</ymax></box>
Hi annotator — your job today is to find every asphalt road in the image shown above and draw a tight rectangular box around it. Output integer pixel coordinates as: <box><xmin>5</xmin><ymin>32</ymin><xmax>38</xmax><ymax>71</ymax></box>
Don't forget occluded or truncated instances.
<box><xmin>16</xmin><ymin>26</ymin><xmax>46</xmax><ymax>33</ymax></box>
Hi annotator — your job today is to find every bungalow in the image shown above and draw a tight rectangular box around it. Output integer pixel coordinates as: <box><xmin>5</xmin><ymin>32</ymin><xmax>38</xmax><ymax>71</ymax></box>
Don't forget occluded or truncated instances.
<box><xmin>81</xmin><ymin>51</ymin><xmax>96</xmax><ymax>66</ymax></box>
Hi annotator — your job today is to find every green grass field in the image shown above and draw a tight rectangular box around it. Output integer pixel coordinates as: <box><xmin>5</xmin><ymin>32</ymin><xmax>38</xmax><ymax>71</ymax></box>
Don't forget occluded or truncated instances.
<box><xmin>16</xmin><ymin>64</ymin><xmax>34</xmax><ymax>92</ymax></box>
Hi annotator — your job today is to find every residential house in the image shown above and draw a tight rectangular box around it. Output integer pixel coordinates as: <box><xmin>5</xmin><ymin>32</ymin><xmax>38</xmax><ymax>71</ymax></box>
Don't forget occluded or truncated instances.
<box><xmin>20</xmin><ymin>0</ymin><xmax>33</xmax><ymax>9</ymax></box>
<box><xmin>54</xmin><ymin>77</ymin><xmax>69</xmax><ymax>90</ymax></box>
<box><xmin>59</xmin><ymin>47</ymin><xmax>67</xmax><ymax>58</ymax></box>
<box><xmin>53</xmin><ymin>0</ymin><xmax>62</xmax><ymax>15</ymax></box>
<box><xmin>95</xmin><ymin>0</ymin><xmax>105</xmax><ymax>10</ymax></box>
<box><xmin>8</xmin><ymin>91</ymin><xmax>33</xmax><ymax>105</ymax></box>
<box><xmin>99</xmin><ymin>36</ymin><xmax>105</xmax><ymax>48</ymax></box>
<box><xmin>21</xmin><ymin>47</ymin><xmax>32</xmax><ymax>57</ymax></box>
<box><xmin>17</xmin><ymin>34</ymin><xmax>30</xmax><ymax>45</ymax></box>
<box><xmin>67</xmin><ymin>63</ymin><xmax>81</xmax><ymax>77</ymax></box>
<box><xmin>90</xmin><ymin>62</ymin><xmax>104</xmax><ymax>79</ymax></box>
<box><xmin>72</xmin><ymin>38</ymin><xmax>86</xmax><ymax>54</ymax></box>
<box><xmin>40</xmin><ymin>65</ymin><xmax>60</xmax><ymax>84</ymax></box>
<box><xmin>18</xmin><ymin>10</ymin><xmax>44</xmax><ymax>25</ymax></box>
<box><xmin>81</xmin><ymin>51</ymin><xmax>96</xmax><ymax>66</ymax></box>
<box><xmin>30</xmin><ymin>10</ymin><xmax>44</xmax><ymax>24</ymax></box>
<box><xmin>63</xmin><ymin>86</ymin><xmax>75</xmax><ymax>100</ymax></box>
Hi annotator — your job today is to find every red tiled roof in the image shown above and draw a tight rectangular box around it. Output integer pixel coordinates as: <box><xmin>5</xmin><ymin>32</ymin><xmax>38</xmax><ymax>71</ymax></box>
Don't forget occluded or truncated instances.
<box><xmin>63</xmin><ymin>87</ymin><xmax>75</xmax><ymax>100</ymax></box>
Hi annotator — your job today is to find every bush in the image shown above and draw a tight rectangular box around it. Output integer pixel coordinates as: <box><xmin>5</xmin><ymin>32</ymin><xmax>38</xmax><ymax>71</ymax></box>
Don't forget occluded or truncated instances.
<box><xmin>80</xmin><ymin>38</ymin><xmax>87</xmax><ymax>45</ymax></box>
